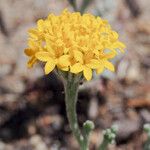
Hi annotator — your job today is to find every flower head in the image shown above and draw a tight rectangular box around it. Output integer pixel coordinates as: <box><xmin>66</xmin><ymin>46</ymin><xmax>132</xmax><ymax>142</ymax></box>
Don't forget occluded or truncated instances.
<box><xmin>25</xmin><ymin>9</ymin><xmax>125</xmax><ymax>80</ymax></box>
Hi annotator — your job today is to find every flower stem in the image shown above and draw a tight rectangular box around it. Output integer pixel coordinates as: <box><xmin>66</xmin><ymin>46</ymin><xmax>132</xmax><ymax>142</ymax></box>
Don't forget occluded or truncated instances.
<box><xmin>98</xmin><ymin>138</ymin><xmax>109</xmax><ymax>150</ymax></box>
<box><xmin>64</xmin><ymin>75</ymin><xmax>88</xmax><ymax>150</ymax></box>
<box><xmin>144</xmin><ymin>124</ymin><xmax>150</xmax><ymax>150</ymax></box>
<box><xmin>67</xmin><ymin>0</ymin><xmax>78</xmax><ymax>11</ymax></box>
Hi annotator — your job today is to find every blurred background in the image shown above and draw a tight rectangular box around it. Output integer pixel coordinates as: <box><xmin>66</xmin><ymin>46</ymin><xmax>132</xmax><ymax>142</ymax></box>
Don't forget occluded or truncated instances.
<box><xmin>0</xmin><ymin>0</ymin><xmax>149</xmax><ymax>149</ymax></box>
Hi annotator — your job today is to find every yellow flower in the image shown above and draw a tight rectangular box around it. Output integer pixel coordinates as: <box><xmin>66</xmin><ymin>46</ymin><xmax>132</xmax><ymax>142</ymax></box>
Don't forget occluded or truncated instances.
<box><xmin>24</xmin><ymin>40</ymin><xmax>43</xmax><ymax>68</ymax></box>
<box><xmin>70</xmin><ymin>51</ymin><xmax>100</xmax><ymax>80</ymax></box>
<box><xmin>24</xmin><ymin>9</ymin><xmax>125</xmax><ymax>80</ymax></box>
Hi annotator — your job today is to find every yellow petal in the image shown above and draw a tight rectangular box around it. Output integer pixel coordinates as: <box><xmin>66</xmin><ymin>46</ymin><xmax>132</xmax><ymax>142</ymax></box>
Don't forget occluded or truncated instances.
<box><xmin>73</xmin><ymin>50</ymin><xmax>83</xmax><ymax>62</ymax></box>
<box><xmin>83</xmin><ymin>67</ymin><xmax>92</xmax><ymax>81</ymax></box>
<box><xmin>28</xmin><ymin>40</ymin><xmax>37</xmax><ymax>49</ymax></box>
<box><xmin>96</xmin><ymin>65</ymin><xmax>104</xmax><ymax>74</ymax></box>
<box><xmin>45</xmin><ymin>20</ymin><xmax>52</xmax><ymax>33</ymax></box>
<box><xmin>27</xmin><ymin>57</ymin><xmax>37</xmax><ymax>68</ymax></box>
<box><xmin>105</xmin><ymin>53</ymin><xmax>116</xmax><ymax>59</ymax></box>
<box><xmin>104</xmin><ymin>60</ymin><xmax>115</xmax><ymax>72</ymax></box>
<box><xmin>103</xmin><ymin>49</ymin><xmax>117</xmax><ymax>59</ymax></box>
<box><xmin>64</xmin><ymin>48</ymin><xmax>69</xmax><ymax>54</ymax></box>
<box><xmin>70</xmin><ymin>63</ymin><xmax>83</xmax><ymax>74</ymax></box>
<box><xmin>35</xmin><ymin>52</ymin><xmax>52</xmax><ymax>62</ymax></box>
<box><xmin>56</xmin><ymin>39</ymin><xmax>63</xmax><ymax>46</ymax></box>
<box><xmin>37</xmin><ymin>19</ymin><xmax>44</xmax><ymax>31</ymax></box>
<box><xmin>86</xmin><ymin>59</ymin><xmax>100</xmax><ymax>69</ymax></box>
<box><xmin>57</xmin><ymin>65</ymin><xmax>69</xmax><ymax>71</ymax></box>
<box><xmin>24</xmin><ymin>48</ymin><xmax>35</xmax><ymax>56</ymax></box>
<box><xmin>93</xmin><ymin>49</ymin><xmax>99</xmax><ymax>56</ymax></box>
<box><xmin>28</xmin><ymin>29</ymin><xmax>39</xmax><ymax>39</ymax></box>
<box><xmin>112</xmin><ymin>31</ymin><xmax>119</xmax><ymax>40</ymax></box>
<box><xmin>61</xmin><ymin>67</ymin><xmax>69</xmax><ymax>71</ymax></box>
<box><xmin>58</xmin><ymin>55</ymin><xmax>70</xmax><ymax>67</ymax></box>
<box><xmin>113</xmin><ymin>41</ymin><xmax>126</xmax><ymax>53</ymax></box>
<box><xmin>44</xmin><ymin>61</ymin><xmax>55</xmax><ymax>74</ymax></box>
<box><xmin>45</xmin><ymin>38</ymin><xmax>55</xmax><ymax>55</ymax></box>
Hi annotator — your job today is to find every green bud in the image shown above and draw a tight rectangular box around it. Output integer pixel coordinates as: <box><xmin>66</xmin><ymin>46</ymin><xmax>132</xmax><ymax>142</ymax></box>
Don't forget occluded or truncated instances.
<box><xmin>103</xmin><ymin>125</ymin><xmax>118</xmax><ymax>143</ymax></box>
<box><xmin>83</xmin><ymin>120</ymin><xmax>95</xmax><ymax>132</ymax></box>
<box><xmin>111</xmin><ymin>124</ymin><xmax>118</xmax><ymax>134</ymax></box>
<box><xmin>144</xmin><ymin>124</ymin><xmax>150</xmax><ymax>133</ymax></box>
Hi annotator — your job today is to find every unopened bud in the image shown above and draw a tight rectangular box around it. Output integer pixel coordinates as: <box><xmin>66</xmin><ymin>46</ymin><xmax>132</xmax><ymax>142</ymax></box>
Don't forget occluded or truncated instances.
<box><xmin>83</xmin><ymin>120</ymin><xmax>95</xmax><ymax>132</ymax></box>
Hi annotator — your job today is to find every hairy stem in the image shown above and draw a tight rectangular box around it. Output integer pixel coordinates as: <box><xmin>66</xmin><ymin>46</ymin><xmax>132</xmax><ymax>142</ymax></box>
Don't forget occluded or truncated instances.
<box><xmin>64</xmin><ymin>74</ymin><xmax>88</xmax><ymax>150</ymax></box>
<box><xmin>67</xmin><ymin>0</ymin><xmax>78</xmax><ymax>11</ymax></box>
<box><xmin>98</xmin><ymin>138</ymin><xmax>109</xmax><ymax>150</ymax></box>
<box><xmin>64</xmin><ymin>76</ymin><xmax>88</xmax><ymax>150</ymax></box>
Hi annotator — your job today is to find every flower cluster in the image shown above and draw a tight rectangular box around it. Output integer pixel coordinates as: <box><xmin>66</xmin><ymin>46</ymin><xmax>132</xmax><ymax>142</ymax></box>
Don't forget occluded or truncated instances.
<box><xmin>24</xmin><ymin>9</ymin><xmax>125</xmax><ymax>80</ymax></box>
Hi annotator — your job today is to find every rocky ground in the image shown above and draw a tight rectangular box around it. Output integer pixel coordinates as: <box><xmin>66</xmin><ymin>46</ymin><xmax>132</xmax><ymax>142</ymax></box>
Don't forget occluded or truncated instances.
<box><xmin>0</xmin><ymin>0</ymin><xmax>149</xmax><ymax>149</ymax></box>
